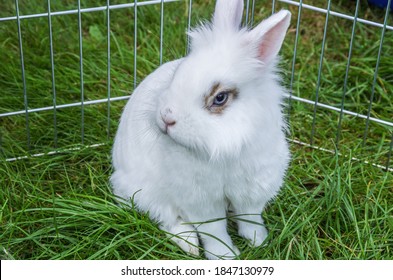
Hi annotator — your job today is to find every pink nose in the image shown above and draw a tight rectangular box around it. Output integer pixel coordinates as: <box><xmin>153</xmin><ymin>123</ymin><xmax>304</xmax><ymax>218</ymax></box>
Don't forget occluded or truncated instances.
<box><xmin>162</xmin><ymin>116</ymin><xmax>176</xmax><ymax>127</ymax></box>
<box><xmin>161</xmin><ymin>108</ymin><xmax>176</xmax><ymax>131</ymax></box>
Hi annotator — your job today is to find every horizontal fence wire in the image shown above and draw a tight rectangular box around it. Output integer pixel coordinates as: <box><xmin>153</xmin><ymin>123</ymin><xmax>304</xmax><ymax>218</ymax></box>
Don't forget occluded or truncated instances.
<box><xmin>0</xmin><ymin>0</ymin><xmax>180</xmax><ymax>22</ymax></box>
<box><xmin>0</xmin><ymin>0</ymin><xmax>392</xmax><ymax>170</ymax></box>
<box><xmin>2</xmin><ymin>93</ymin><xmax>391</xmax><ymax>128</ymax></box>
<box><xmin>5</xmin><ymin>137</ymin><xmax>392</xmax><ymax>172</ymax></box>
<box><xmin>278</xmin><ymin>0</ymin><xmax>393</xmax><ymax>31</ymax></box>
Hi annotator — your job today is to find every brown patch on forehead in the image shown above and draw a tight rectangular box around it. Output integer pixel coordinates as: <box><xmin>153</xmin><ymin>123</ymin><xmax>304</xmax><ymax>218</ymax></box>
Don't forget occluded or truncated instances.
<box><xmin>210</xmin><ymin>82</ymin><xmax>221</xmax><ymax>96</ymax></box>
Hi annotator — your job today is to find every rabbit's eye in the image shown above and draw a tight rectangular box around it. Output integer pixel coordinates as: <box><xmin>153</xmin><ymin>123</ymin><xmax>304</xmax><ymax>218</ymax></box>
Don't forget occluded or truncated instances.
<box><xmin>213</xmin><ymin>92</ymin><xmax>229</xmax><ymax>106</ymax></box>
<box><xmin>205</xmin><ymin>85</ymin><xmax>238</xmax><ymax>114</ymax></box>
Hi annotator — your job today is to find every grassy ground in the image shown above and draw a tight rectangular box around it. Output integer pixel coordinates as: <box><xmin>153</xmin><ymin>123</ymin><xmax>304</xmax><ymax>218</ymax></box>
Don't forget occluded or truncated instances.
<box><xmin>1</xmin><ymin>144</ymin><xmax>392</xmax><ymax>260</ymax></box>
<box><xmin>1</xmin><ymin>0</ymin><xmax>392</xmax><ymax>259</ymax></box>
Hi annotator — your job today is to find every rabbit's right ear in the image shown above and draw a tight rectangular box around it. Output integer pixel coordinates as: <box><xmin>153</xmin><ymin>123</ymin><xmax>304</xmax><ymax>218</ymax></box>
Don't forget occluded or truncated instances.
<box><xmin>248</xmin><ymin>10</ymin><xmax>291</xmax><ymax>65</ymax></box>
<box><xmin>213</xmin><ymin>0</ymin><xmax>244</xmax><ymax>31</ymax></box>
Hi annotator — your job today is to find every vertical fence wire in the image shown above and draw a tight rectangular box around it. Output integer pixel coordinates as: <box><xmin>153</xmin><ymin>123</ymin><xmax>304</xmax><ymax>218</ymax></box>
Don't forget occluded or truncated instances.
<box><xmin>272</xmin><ymin>0</ymin><xmax>276</xmax><ymax>14</ymax></box>
<box><xmin>77</xmin><ymin>0</ymin><xmax>85</xmax><ymax>144</ymax></box>
<box><xmin>387</xmin><ymin>133</ymin><xmax>393</xmax><ymax>171</ymax></box>
<box><xmin>47</xmin><ymin>0</ymin><xmax>58</xmax><ymax>148</ymax></box>
<box><xmin>186</xmin><ymin>0</ymin><xmax>193</xmax><ymax>54</ymax></box>
<box><xmin>106</xmin><ymin>0</ymin><xmax>111</xmax><ymax>140</ymax></box>
<box><xmin>335</xmin><ymin>0</ymin><xmax>360</xmax><ymax>148</ymax></box>
<box><xmin>133</xmin><ymin>0</ymin><xmax>138</xmax><ymax>89</ymax></box>
<box><xmin>310</xmin><ymin>0</ymin><xmax>332</xmax><ymax>146</ymax></box>
<box><xmin>287</xmin><ymin>0</ymin><xmax>303</xmax><ymax>116</ymax></box>
<box><xmin>250</xmin><ymin>0</ymin><xmax>256</xmax><ymax>26</ymax></box>
<box><xmin>245</xmin><ymin>0</ymin><xmax>250</xmax><ymax>27</ymax></box>
<box><xmin>159</xmin><ymin>0</ymin><xmax>164</xmax><ymax>65</ymax></box>
<box><xmin>15</xmin><ymin>0</ymin><xmax>31</xmax><ymax>151</ymax></box>
<box><xmin>362</xmin><ymin>0</ymin><xmax>392</xmax><ymax>146</ymax></box>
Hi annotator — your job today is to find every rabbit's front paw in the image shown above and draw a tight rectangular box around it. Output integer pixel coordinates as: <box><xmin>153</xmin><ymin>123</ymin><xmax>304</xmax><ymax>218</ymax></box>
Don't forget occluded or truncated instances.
<box><xmin>170</xmin><ymin>232</ymin><xmax>199</xmax><ymax>256</ymax></box>
<box><xmin>238</xmin><ymin>224</ymin><xmax>268</xmax><ymax>247</ymax></box>
<box><xmin>204</xmin><ymin>241</ymin><xmax>240</xmax><ymax>260</ymax></box>
<box><xmin>165</xmin><ymin>223</ymin><xmax>200</xmax><ymax>257</ymax></box>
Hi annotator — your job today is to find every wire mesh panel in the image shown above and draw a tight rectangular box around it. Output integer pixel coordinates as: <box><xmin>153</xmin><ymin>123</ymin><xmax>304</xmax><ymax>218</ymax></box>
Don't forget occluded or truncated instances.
<box><xmin>0</xmin><ymin>0</ymin><xmax>392</xmax><ymax>171</ymax></box>
<box><xmin>0</xmin><ymin>0</ymin><xmax>186</xmax><ymax>158</ymax></box>
<box><xmin>273</xmin><ymin>0</ymin><xmax>393</xmax><ymax>171</ymax></box>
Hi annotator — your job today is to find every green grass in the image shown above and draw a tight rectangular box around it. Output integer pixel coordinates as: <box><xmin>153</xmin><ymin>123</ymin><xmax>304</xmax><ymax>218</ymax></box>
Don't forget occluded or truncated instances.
<box><xmin>1</xmin><ymin>144</ymin><xmax>392</xmax><ymax>260</ymax></box>
<box><xmin>1</xmin><ymin>0</ymin><xmax>393</xmax><ymax>260</ymax></box>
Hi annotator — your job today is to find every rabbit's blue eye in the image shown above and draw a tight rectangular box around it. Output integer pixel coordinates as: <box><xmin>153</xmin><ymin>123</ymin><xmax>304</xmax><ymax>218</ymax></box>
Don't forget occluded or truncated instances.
<box><xmin>213</xmin><ymin>92</ymin><xmax>229</xmax><ymax>106</ymax></box>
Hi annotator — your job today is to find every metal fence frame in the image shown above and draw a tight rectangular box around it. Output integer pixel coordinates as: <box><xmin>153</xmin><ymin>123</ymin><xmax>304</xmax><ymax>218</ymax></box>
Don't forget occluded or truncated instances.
<box><xmin>0</xmin><ymin>0</ymin><xmax>392</xmax><ymax>170</ymax></box>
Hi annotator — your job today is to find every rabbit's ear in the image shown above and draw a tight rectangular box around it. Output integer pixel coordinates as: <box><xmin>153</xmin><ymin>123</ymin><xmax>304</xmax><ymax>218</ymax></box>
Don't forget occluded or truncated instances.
<box><xmin>248</xmin><ymin>10</ymin><xmax>291</xmax><ymax>65</ymax></box>
<box><xmin>213</xmin><ymin>0</ymin><xmax>244</xmax><ymax>31</ymax></box>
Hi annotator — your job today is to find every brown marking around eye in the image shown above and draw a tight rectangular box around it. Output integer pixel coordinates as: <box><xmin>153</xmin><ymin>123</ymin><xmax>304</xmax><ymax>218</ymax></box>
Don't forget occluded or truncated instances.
<box><xmin>204</xmin><ymin>82</ymin><xmax>239</xmax><ymax>115</ymax></box>
<box><xmin>204</xmin><ymin>82</ymin><xmax>221</xmax><ymax>108</ymax></box>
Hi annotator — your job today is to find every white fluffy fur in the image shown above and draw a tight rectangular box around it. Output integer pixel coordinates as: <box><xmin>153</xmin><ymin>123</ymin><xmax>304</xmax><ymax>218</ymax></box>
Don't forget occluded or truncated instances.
<box><xmin>111</xmin><ymin>0</ymin><xmax>291</xmax><ymax>259</ymax></box>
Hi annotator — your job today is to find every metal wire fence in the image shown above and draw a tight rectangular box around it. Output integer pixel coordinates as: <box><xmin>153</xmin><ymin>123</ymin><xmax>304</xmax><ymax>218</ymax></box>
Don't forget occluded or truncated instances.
<box><xmin>0</xmin><ymin>0</ymin><xmax>392</xmax><ymax>171</ymax></box>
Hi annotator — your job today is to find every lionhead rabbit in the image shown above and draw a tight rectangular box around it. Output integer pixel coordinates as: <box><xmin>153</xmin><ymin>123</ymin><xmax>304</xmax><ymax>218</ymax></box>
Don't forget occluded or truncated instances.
<box><xmin>111</xmin><ymin>0</ymin><xmax>291</xmax><ymax>259</ymax></box>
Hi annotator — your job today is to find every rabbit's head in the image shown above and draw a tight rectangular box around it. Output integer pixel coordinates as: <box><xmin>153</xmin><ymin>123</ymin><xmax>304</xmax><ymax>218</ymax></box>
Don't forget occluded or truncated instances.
<box><xmin>156</xmin><ymin>0</ymin><xmax>291</xmax><ymax>159</ymax></box>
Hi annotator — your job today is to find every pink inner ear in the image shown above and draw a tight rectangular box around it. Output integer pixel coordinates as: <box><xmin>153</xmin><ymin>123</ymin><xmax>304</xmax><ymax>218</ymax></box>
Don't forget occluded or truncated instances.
<box><xmin>255</xmin><ymin>12</ymin><xmax>291</xmax><ymax>64</ymax></box>
<box><xmin>258</xmin><ymin>37</ymin><xmax>277</xmax><ymax>62</ymax></box>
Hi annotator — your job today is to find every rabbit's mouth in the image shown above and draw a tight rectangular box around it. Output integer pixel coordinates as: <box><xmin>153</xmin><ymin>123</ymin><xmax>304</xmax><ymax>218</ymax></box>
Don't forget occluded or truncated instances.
<box><xmin>156</xmin><ymin>118</ymin><xmax>193</xmax><ymax>150</ymax></box>
<box><xmin>157</xmin><ymin>117</ymin><xmax>174</xmax><ymax>136</ymax></box>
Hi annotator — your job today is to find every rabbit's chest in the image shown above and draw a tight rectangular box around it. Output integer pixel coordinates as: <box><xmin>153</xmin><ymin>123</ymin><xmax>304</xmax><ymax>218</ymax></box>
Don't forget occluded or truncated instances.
<box><xmin>159</xmin><ymin>159</ymin><xmax>224</xmax><ymax>197</ymax></box>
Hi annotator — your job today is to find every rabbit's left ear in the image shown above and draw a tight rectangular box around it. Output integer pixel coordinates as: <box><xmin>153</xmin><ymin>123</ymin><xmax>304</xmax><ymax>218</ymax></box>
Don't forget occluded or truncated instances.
<box><xmin>213</xmin><ymin>0</ymin><xmax>244</xmax><ymax>31</ymax></box>
<box><xmin>248</xmin><ymin>10</ymin><xmax>291</xmax><ymax>65</ymax></box>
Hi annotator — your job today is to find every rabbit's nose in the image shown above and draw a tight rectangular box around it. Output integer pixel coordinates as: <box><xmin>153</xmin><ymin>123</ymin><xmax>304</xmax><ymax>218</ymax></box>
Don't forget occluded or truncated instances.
<box><xmin>161</xmin><ymin>108</ymin><xmax>176</xmax><ymax>128</ymax></box>
<box><xmin>162</xmin><ymin>116</ymin><xmax>176</xmax><ymax>127</ymax></box>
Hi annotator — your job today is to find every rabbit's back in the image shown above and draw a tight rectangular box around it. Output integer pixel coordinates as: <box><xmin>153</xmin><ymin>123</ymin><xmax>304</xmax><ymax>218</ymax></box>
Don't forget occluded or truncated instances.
<box><xmin>111</xmin><ymin>59</ymin><xmax>183</xmax><ymax>171</ymax></box>
<box><xmin>111</xmin><ymin>60</ymin><xmax>184</xmax><ymax>206</ymax></box>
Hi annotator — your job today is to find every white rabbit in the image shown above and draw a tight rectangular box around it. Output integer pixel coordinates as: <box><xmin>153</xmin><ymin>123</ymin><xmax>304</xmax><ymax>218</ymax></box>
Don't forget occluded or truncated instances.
<box><xmin>111</xmin><ymin>0</ymin><xmax>291</xmax><ymax>260</ymax></box>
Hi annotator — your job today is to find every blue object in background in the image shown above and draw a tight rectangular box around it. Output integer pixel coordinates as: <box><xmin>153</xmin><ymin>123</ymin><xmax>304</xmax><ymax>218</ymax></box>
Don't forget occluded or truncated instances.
<box><xmin>368</xmin><ymin>0</ymin><xmax>393</xmax><ymax>10</ymax></box>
